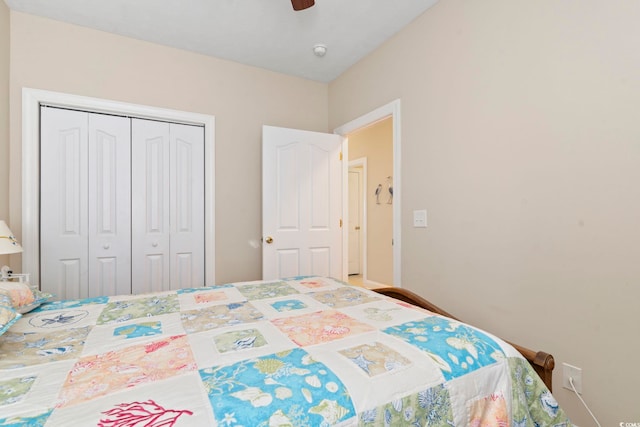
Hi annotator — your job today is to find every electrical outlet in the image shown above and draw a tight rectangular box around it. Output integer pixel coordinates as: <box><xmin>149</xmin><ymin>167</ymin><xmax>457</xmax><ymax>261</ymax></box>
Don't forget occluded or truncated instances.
<box><xmin>562</xmin><ymin>363</ymin><xmax>583</xmax><ymax>394</ymax></box>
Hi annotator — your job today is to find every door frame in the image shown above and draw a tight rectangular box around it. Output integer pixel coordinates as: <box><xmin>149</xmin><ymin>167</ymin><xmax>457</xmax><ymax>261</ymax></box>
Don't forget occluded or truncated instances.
<box><xmin>348</xmin><ymin>158</ymin><xmax>366</xmax><ymax>279</ymax></box>
<box><xmin>21</xmin><ymin>88</ymin><xmax>216</xmax><ymax>287</ymax></box>
<box><xmin>334</xmin><ymin>99</ymin><xmax>401</xmax><ymax>286</ymax></box>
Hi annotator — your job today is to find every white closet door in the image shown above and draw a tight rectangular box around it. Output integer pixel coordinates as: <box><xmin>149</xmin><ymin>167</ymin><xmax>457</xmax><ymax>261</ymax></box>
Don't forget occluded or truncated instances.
<box><xmin>131</xmin><ymin>120</ymin><xmax>205</xmax><ymax>292</ymax></box>
<box><xmin>170</xmin><ymin>123</ymin><xmax>205</xmax><ymax>289</ymax></box>
<box><xmin>88</xmin><ymin>114</ymin><xmax>131</xmax><ymax>297</ymax></box>
<box><xmin>40</xmin><ymin>108</ymin><xmax>90</xmax><ymax>299</ymax></box>
<box><xmin>131</xmin><ymin>119</ymin><xmax>171</xmax><ymax>293</ymax></box>
<box><xmin>41</xmin><ymin>110</ymin><xmax>204</xmax><ymax>298</ymax></box>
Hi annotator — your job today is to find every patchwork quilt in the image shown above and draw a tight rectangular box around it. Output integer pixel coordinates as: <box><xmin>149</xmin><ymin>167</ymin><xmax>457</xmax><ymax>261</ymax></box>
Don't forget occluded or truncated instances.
<box><xmin>0</xmin><ymin>276</ymin><xmax>570</xmax><ymax>426</ymax></box>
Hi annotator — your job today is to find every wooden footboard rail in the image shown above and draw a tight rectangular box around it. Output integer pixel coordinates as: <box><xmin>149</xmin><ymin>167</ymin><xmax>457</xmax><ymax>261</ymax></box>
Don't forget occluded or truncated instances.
<box><xmin>372</xmin><ymin>287</ymin><xmax>555</xmax><ymax>392</ymax></box>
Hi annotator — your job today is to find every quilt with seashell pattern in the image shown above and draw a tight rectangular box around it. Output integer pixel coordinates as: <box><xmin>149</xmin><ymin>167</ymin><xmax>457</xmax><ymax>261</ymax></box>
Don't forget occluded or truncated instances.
<box><xmin>0</xmin><ymin>276</ymin><xmax>570</xmax><ymax>426</ymax></box>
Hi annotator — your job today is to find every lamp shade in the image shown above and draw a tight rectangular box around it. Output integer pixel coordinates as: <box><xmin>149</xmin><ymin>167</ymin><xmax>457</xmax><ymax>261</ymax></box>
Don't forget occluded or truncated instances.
<box><xmin>0</xmin><ymin>221</ymin><xmax>23</xmax><ymax>255</ymax></box>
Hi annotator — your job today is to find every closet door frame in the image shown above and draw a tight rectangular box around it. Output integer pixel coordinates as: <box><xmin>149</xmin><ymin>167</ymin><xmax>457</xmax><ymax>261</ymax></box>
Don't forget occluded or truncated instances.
<box><xmin>21</xmin><ymin>88</ymin><xmax>216</xmax><ymax>288</ymax></box>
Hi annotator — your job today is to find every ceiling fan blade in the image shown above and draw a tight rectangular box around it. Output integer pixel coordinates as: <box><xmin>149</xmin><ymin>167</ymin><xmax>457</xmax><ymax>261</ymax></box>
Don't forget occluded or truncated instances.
<box><xmin>291</xmin><ymin>0</ymin><xmax>315</xmax><ymax>11</ymax></box>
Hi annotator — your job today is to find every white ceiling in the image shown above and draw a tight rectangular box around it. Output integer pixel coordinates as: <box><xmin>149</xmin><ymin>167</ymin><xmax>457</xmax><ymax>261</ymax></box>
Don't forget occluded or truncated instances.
<box><xmin>4</xmin><ymin>0</ymin><xmax>439</xmax><ymax>82</ymax></box>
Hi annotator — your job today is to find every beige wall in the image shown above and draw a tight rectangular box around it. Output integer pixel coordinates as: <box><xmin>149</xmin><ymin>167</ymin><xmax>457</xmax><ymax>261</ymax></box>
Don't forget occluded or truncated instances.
<box><xmin>0</xmin><ymin>4</ymin><xmax>8</xmax><ymax>216</ymax></box>
<box><xmin>0</xmin><ymin>2</ymin><xmax>8</xmax><ymax>267</ymax></box>
<box><xmin>348</xmin><ymin>118</ymin><xmax>393</xmax><ymax>285</ymax></box>
<box><xmin>8</xmin><ymin>11</ymin><xmax>329</xmax><ymax>284</ymax></box>
<box><xmin>330</xmin><ymin>0</ymin><xmax>639</xmax><ymax>424</ymax></box>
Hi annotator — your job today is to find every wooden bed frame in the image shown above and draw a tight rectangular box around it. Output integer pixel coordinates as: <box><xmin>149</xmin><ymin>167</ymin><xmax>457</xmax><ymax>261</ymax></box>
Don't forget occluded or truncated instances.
<box><xmin>372</xmin><ymin>287</ymin><xmax>555</xmax><ymax>392</ymax></box>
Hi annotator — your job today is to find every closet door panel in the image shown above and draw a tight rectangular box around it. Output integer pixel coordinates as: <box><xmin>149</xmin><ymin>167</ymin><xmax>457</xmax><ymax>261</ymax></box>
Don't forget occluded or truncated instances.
<box><xmin>88</xmin><ymin>114</ymin><xmax>132</xmax><ymax>297</ymax></box>
<box><xmin>170</xmin><ymin>123</ymin><xmax>205</xmax><ymax>289</ymax></box>
<box><xmin>40</xmin><ymin>108</ymin><xmax>89</xmax><ymax>299</ymax></box>
<box><xmin>42</xmin><ymin>111</ymin><xmax>206</xmax><ymax>298</ymax></box>
<box><xmin>132</xmin><ymin>119</ymin><xmax>171</xmax><ymax>293</ymax></box>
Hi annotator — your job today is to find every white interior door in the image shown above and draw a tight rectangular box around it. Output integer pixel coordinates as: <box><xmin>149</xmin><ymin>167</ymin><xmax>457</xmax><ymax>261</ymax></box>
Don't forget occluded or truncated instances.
<box><xmin>41</xmin><ymin>108</ymin><xmax>204</xmax><ymax>298</ymax></box>
<box><xmin>348</xmin><ymin>168</ymin><xmax>362</xmax><ymax>275</ymax></box>
<box><xmin>131</xmin><ymin>119</ymin><xmax>205</xmax><ymax>293</ymax></box>
<box><xmin>131</xmin><ymin>119</ymin><xmax>171</xmax><ymax>293</ymax></box>
<box><xmin>88</xmin><ymin>113</ymin><xmax>131</xmax><ymax>297</ymax></box>
<box><xmin>40</xmin><ymin>108</ymin><xmax>89</xmax><ymax>299</ymax></box>
<box><xmin>262</xmin><ymin>126</ymin><xmax>343</xmax><ymax>280</ymax></box>
<box><xmin>170</xmin><ymin>123</ymin><xmax>205</xmax><ymax>289</ymax></box>
<box><xmin>41</xmin><ymin>109</ymin><xmax>131</xmax><ymax>299</ymax></box>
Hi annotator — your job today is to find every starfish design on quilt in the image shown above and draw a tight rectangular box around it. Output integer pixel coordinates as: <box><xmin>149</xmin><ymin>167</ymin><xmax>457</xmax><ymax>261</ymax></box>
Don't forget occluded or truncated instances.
<box><xmin>36</xmin><ymin>346</ymin><xmax>73</xmax><ymax>357</ymax></box>
<box><xmin>29</xmin><ymin>310</ymin><xmax>90</xmax><ymax>328</ymax></box>
<box><xmin>40</xmin><ymin>313</ymin><xmax>80</xmax><ymax>325</ymax></box>
<box><xmin>24</xmin><ymin>337</ymin><xmax>50</xmax><ymax>348</ymax></box>
<box><xmin>350</xmin><ymin>353</ymin><xmax>375</xmax><ymax>374</ymax></box>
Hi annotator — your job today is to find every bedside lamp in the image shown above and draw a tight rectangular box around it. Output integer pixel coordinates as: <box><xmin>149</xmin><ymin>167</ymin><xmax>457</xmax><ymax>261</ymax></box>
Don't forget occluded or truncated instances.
<box><xmin>0</xmin><ymin>220</ymin><xmax>23</xmax><ymax>281</ymax></box>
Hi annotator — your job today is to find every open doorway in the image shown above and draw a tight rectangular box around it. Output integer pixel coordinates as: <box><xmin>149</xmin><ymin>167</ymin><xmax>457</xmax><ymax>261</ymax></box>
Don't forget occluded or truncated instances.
<box><xmin>348</xmin><ymin>159</ymin><xmax>365</xmax><ymax>278</ymax></box>
<box><xmin>346</xmin><ymin>119</ymin><xmax>393</xmax><ymax>287</ymax></box>
<box><xmin>334</xmin><ymin>99</ymin><xmax>401</xmax><ymax>288</ymax></box>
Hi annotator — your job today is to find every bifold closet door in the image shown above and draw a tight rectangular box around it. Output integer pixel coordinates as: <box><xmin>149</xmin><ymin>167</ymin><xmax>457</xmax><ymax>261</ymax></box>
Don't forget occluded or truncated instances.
<box><xmin>40</xmin><ymin>108</ymin><xmax>131</xmax><ymax>299</ymax></box>
<box><xmin>169</xmin><ymin>122</ymin><xmax>205</xmax><ymax>290</ymax></box>
<box><xmin>88</xmin><ymin>114</ymin><xmax>132</xmax><ymax>297</ymax></box>
<box><xmin>131</xmin><ymin>119</ymin><xmax>205</xmax><ymax>293</ymax></box>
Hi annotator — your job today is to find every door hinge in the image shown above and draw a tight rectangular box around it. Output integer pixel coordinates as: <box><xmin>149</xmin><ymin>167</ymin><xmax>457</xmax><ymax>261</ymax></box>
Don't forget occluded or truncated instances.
<box><xmin>339</xmin><ymin>219</ymin><xmax>343</xmax><ymax>228</ymax></box>
<box><xmin>339</xmin><ymin>151</ymin><xmax>343</xmax><ymax>161</ymax></box>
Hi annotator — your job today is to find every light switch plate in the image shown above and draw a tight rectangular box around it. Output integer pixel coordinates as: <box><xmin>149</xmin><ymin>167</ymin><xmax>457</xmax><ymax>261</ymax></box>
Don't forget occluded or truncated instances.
<box><xmin>413</xmin><ymin>210</ymin><xmax>427</xmax><ymax>228</ymax></box>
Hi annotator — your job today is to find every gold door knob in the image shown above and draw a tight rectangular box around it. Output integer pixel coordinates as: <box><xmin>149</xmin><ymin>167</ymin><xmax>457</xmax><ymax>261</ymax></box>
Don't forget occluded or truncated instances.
<box><xmin>355</xmin><ymin>226</ymin><xmax>360</xmax><ymax>230</ymax></box>
<box><xmin>265</xmin><ymin>236</ymin><xmax>274</xmax><ymax>244</ymax></box>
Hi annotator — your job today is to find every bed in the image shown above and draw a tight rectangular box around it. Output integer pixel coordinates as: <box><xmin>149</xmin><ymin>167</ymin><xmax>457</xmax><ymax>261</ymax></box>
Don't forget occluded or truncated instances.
<box><xmin>0</xmin><ymin>276</ymin><xmax>570</xmax><ymax>426</ymax></box>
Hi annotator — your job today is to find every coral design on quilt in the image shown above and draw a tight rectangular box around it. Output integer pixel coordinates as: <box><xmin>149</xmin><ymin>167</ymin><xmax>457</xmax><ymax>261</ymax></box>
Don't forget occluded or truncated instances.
<box><xmin>295</xmin><ymin>278</ymin><xmax>332</xmax><ymax>289</ymax></box>
<box><xmin>99</xmin><ymin>399</ymin><xmax>193</xmax><ymax>427</ymax></box>
<box><xmin>193</xmin><ymin>291</ymin><xmax>228</xmax><ymax>304</ymax></box>
<box><xmin>469</xmin><ymin>394</ymin><xmax>508</xmax><ymax>427</ymax></box>
<box><xmin>271</xmin><ymin>310</ymin><xmax>375</xmax><ymax>346</ymax></box>
<box><xmin>57</xmin><ymin>335</ymin><xmax>196</xmax><ymax>408</ymax></box>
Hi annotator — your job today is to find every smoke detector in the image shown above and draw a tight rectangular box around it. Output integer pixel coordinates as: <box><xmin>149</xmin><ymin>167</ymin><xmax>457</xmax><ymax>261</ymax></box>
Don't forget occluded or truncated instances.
<box><xmin>313</xmin><ymin>44</ymin><xmax>327</xmax><ymax>57</ymax></box>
